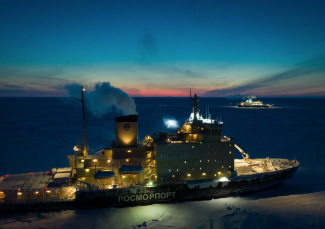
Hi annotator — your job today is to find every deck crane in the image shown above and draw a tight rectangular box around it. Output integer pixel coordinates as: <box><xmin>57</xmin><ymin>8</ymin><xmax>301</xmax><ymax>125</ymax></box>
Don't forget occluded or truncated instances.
<box><xmin>223</xmin><ymin>135</ymin><xmax>250</xmax><ymax>163</ymax></box>
<box><xmin>235</xmin><ymin>144</ymin><xmax>250</xmax><ymax>163</ymax></box>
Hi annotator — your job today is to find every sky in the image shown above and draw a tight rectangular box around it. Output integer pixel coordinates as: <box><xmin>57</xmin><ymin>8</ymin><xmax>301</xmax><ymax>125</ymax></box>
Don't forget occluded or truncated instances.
<box><xmin>0</xmin><ymin>0</ymin><xmax>325</xmax><ymax>97</ymax></box>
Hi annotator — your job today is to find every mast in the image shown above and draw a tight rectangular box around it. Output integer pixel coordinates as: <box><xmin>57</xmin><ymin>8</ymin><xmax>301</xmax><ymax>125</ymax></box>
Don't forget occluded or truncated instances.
<box><xmin>81</xmin><ymin>86</ymin><xmax>88</xmax><ymax>157</ymax></box>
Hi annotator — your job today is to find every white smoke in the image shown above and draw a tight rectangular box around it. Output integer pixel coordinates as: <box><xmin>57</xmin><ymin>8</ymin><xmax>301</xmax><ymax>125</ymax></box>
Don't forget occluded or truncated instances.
<box><xmin>227</xmin><ymin>94</ymin><xmax>256</xmax><ymax>100</ymax></box>
<box><xmin>65</xmin><ymin>82</ymin><xmax>137</xmax><ymax>117</ymax></box>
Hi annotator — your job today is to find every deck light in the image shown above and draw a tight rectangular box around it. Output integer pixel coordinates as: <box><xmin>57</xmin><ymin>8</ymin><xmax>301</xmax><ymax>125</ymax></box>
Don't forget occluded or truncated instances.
<box><xmin>18</xmin><ymin>192</ymin><xmax>22</xmax><ymax>195</ymax></box>
<box><xmin>107</xmin><ymin>160</ymin><xmax>111</xmax><ymax>162</ymax></box>
<box><xmin>81</xmin><ymin>159</ymin><xmax>84</xmax><ymax>162</ymax></box>
<box><xmin>93</xmin><ymin>159</ymin><xmax>97</xmax><ymax>162</ymax></box>
<box><xmin>187</xmin><ymin>174</ymin><xmax>191</xmax><ymax>177</ymax></box>
<box><xmin>203</xmin><ymin>173</ymin><xmax>206</xmax><ymax>175</ymax></box>
<box><xmin>219</xmin><ymin>177</ymin><xmax>228</xmax><ymax>182</ymax></box>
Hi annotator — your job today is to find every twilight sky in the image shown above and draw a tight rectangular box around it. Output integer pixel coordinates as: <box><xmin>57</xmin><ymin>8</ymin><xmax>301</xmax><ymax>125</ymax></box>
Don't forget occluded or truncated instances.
<box><xmin>1</xmin><ymin>0</ymin><xmax>325</xmax><ymax>97</ymax></box>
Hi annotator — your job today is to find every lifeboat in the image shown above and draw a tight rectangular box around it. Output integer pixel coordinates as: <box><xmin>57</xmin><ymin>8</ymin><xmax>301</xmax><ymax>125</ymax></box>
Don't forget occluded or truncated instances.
<box><xmin>94</xmin><ymin>170</ymin><xmax>115</xmax><ymax>180</ymax></box>
<box><xmin>118</xmin><ymin>165</ymin><xmax>144</xmax><ymax>175</ymax></box>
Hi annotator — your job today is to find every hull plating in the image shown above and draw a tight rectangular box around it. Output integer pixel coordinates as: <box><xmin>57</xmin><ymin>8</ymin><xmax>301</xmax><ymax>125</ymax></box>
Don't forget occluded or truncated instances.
<box><xmin>0</xmin><ymin>165</ymin><xmax>298</xmax><ymax>213</ymax></box>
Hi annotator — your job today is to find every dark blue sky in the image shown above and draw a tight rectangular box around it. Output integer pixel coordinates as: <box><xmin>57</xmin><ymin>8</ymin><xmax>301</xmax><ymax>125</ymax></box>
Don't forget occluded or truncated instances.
<box><xmin>1</xmin><ymin>0</ymin><xmax>325</xmax><ymax>97</ymax></box>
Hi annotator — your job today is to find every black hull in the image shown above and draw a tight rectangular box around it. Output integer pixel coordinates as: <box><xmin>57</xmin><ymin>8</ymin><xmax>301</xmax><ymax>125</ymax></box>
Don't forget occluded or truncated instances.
<box><xmin>238</xmin><ymin>105</ymin><xmax>273</xmax><ymax>108</ymax></box>
<box><xmin>0</xmin><ymin>166</ymin><xmax>298</xmax><ymax>213</ymax></box>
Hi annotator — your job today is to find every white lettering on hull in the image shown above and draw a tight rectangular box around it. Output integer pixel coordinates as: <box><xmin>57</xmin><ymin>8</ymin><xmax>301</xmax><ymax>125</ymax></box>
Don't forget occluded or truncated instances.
<box><xmin>117</xmin><ymin>192</ymin><xmax>176</xmax><ymax>202</ymax></box>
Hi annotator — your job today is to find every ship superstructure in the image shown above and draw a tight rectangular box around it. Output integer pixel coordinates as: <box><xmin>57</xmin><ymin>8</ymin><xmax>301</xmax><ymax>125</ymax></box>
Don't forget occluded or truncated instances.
<box><xmin>238</xmin><ymin>98</ymin><xmax>273</xmax><ymax>108</ymax></box>
<box><xmin>70</xmin><ymin>91</ymin><xmax>235</xmax><ymax>188</ymax></box>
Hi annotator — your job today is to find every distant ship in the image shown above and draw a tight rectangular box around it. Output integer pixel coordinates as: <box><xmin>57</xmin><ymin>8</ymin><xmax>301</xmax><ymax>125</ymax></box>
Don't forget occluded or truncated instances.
<box><xmin>0</xmin><ymin>88</ymin><xmax>297</xmax><ymax>213</ymax></box>
<box><xmin>238</xmin><ymin>98</ymin><xmax>273</xmax><ymax>107</ymax></box>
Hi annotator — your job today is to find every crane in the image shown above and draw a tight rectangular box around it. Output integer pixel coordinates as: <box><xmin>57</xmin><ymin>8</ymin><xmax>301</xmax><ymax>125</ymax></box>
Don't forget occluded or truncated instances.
<box><xmin>235</xmin><ymin>144</ymin><xmax>250</xmax><ymax>163</ymax></box>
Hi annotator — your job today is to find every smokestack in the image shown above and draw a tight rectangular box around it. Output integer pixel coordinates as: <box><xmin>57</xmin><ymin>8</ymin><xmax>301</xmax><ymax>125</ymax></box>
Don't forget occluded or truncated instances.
<box><xmin>115</xmin><ymin>115</ymin><xmax>138</xmax><ymax>148</ymax></box>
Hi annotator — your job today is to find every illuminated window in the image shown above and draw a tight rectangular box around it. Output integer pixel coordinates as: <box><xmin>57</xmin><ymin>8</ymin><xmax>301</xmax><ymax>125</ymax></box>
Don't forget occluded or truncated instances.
<box><xmin>192</xmin><ymin>168</ymin><xmax>194</xmax><ymax>170</ymax></box>
<box><xmin>192</xmin><ymin>146</ymin><xmax>194</xmax><ymax>148</ymax></box>
<box><xmin>187</xmin><ymin>174</ymin><xmax>191</xmax><ymax>177</ymax></box>
<box><xmin>203</xmin><ymin>173</ymin><xmax>206</xmax><ymax>175</ymax></box>
<box><xmin>93</xmin><ymin>159</ymin><xmax>97</xmax><ymax>162</ymax></box>
<box><xmin>126</xmin><ymin>159</ymin><xmax>129</xmax><ymax>162</ymax></box>
<box><xmin>229</xmin><ymin>151</ymin><xmax>231</xmax><ymax>154</ymax></box>
<box><xmin>161</xmin><ymin>178</ymin><xmax>163</xmax><ymax>180</ymax></box>
<box><xmin>177</xmin><ymin>161</ymin><xmax>179</xmax><ymax>163</ymax></box>
<box><xmin>81</xmin><ymin>159</ymin><xmax>84</xmax><ymax>162</ymax></box>
<box><xmin>200</xmin><ymin>160</ymin><xmax>202</xmax><ymax>163</ymax></box>
<box><xmin>184</xmin><ymin>161</ymin><xmax>186</xmax><ymax>163</ymax></box>
<box><xmin>214</xmin><ymin>174</ymin><xmax>216</xmax><ymax>176</ymax></box>
<box><xmin>107</xmin><ymin>160</ymin><xmax>110</xmax><ymax>163</ymax></box>
<box><xmin>161</xmin><ymin>155</ymin><xmax>163</xmax><ymax>157</ymax></box>
<box><xmin>218</xmin><ymin>172</ymin><xmax>221</xmax><ymax>175</ymax></box>
<box><xmin>229</xmin><ymin>166</ymin><xmax>232</xmax><ymax>168</ymax></box>
<box><xmin>230</xmin><ymin>144</ymin><xmax>232</xmax><ymax>146</ymax></box>
<box><xmin>169</xmin><ymin>169</ymin><xmax>171</xmax><ymax>172</ymax></box>
<box><xmin>215</xmin><ymin>159</ymin><xmax>216</xmax><ymax>162</ymax></box>
<box><xmin>207</xmin><ymin>160</ymin><xmax>209</xmax><ymax>162</ymax></box>
<box><xmin>222</xmin><ymin>166</ymin><xmax>224</xmax><ymax>168</ymax></box>
<box><xmin>200</xmin><ymin>167</ymin><xmax>202</xmax><ymax>170</ymax></box>
<box><xmin>177</xmin><ymin>169</ymin><xmax>179</xmax><ymax>171</ymax></box>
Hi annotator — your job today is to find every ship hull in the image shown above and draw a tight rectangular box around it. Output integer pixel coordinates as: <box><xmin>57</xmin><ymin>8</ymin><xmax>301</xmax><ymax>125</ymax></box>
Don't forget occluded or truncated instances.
<box><xmin>0</xmin><ymin>165</ymin><xmax>298</xmax><ymax>213</ymax></box>
<box><xmin>238</xmin><ymin>105</ymin><xmax>273</xmax><ymax>108</ymax></box>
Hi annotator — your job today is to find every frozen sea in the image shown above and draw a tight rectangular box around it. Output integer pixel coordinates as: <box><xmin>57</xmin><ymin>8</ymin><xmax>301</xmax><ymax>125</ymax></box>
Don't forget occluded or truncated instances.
<box><xmin>0</xmin><ymin>97</ymin><xmax>325</xmax><ymax>229</ymax></box>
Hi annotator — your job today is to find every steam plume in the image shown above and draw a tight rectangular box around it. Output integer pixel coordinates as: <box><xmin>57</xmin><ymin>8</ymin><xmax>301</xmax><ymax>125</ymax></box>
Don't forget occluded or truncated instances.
<box><xmin>65</xmin><ymin>82</ymin><xmax>137</xmax><ymax>117</ymax></box>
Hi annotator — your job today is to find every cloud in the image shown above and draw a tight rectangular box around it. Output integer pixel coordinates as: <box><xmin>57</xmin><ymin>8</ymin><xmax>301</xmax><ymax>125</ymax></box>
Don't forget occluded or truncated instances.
<box><xmin>172</xmin><ymin>68</ymin><xmax>206</xmax><ymax>78</ymax></box>
<box><xmin>204</xmin><ymin>55</ymin><xmax>325</xmax><ymax>97</ymax></box>
<box><xmin>138</xmin><ymin>32</ymin><xmax>157</xmax><ymax>60</ymax></box>
<box><xmin>3</xmin><ymin>84</ymin><xmax>23</xmax><ymax>89</ymax></box>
